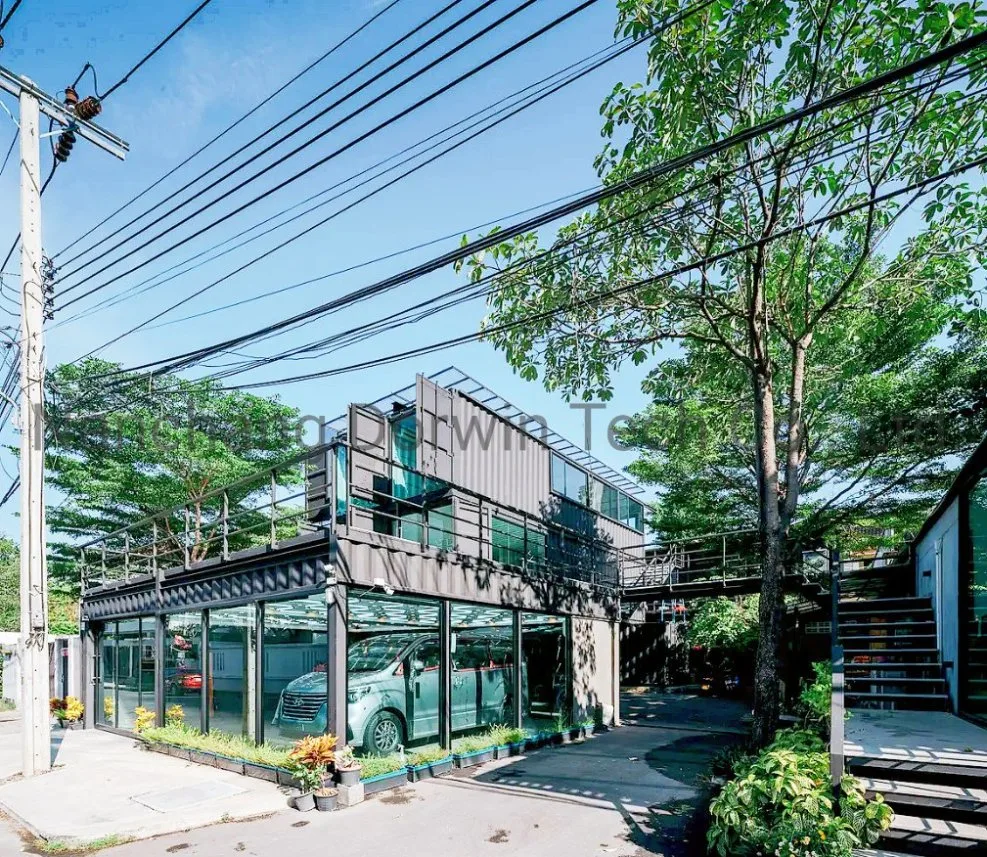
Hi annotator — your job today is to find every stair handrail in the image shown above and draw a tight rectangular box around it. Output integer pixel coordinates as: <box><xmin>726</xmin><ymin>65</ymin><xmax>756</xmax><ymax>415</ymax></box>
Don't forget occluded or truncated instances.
<box><xmin>829</xmin><ymin>547</ymin><xmax>845</xmax><ymax>810</ymax></box>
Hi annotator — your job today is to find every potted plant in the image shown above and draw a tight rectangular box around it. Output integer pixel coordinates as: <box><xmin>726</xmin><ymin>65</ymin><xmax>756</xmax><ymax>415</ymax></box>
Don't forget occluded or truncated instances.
<box><xmin>133</xmin><ymin>706</ymin><xmax>156</xmax><ymax>733</ymax></box>
<box><xmin>286</xmin><ymin>761</ymin><xmax>322</xmax><ymax>812</ymax></box>
<box><xmin>406</xmin><ymin>747</ymin><xmax>454</xmax><ymax>782</ymax></box>
<box><xmin>314</xmin><ymin>783</ymin><xmax>338</xmax><ymax>812</ymax></box>
<box><xmin>52</xmin><ymin>696</ymin><xmax>84</xmax><ymax>729</ymax></box>
<box><xmin>288</xmin><ymin>734</ymin><xmax>338</xmax><ymax>776</ymax></box>
<box><xmin>334</xmin><ymin>744</ymin><xmax>362</xmax><ymax>787</ymax></box>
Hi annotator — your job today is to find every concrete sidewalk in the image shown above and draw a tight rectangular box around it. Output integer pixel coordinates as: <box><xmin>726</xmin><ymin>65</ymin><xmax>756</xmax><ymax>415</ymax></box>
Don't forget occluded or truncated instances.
<box><xmin>0</xmin><ymin>728</ymin><xmax>289</xmax><ymax>847</ymax></box>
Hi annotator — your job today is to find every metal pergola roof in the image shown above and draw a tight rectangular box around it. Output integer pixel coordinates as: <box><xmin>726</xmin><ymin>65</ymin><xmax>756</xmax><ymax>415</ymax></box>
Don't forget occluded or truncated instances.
<box><xmin>324</xmin><ymin>366</ymin><xmax>645</xmax><ymax>498</ymax></box>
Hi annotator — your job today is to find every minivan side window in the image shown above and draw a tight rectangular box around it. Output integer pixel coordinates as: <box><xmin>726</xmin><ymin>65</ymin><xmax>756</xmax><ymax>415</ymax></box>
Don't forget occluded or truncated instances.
<box><xmin>413</xmin><ymin>641</ymin><xmax>441</xmax><ymax>671</ymax></box>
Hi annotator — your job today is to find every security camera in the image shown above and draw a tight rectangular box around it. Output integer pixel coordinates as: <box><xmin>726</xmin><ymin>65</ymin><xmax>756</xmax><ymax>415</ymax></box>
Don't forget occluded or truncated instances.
<box><xmin>372</xmin><ymin>576</ymin><xmax>395</xmax><ymax>596</ymax></box>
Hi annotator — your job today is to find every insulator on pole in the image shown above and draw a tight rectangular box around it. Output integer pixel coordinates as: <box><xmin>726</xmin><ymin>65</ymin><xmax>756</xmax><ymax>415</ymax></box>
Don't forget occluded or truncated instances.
<box><xmin>54</xmin><ymin>130</ymin><xmax>76</xmax><ymax>162</ymax></box>
<box><xmin>63</xmin><ymin>86</ymin><xmax>79</xmax><ymax>108</ymax></box>
<box><xmin>74</xmin><ymin>97</ymin><xmax>101</xmax><ymax>121</ymax></box>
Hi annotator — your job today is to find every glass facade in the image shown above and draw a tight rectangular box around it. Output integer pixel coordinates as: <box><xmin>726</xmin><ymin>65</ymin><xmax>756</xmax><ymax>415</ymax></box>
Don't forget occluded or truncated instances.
<box><xmin>451</xmin><ymin>603</ymin><xmax>515</xmax><ymax>739</ymax></box>
<box><xmin>164</xmin><ymin>611</ymin><xmax>203</xmax><ymax>730</ymax></box>
<box><xmin>965</xmin><ymin>474</ymin><xmax>987</xmax><ymax>717</ymax></box>
<box><xmin>347</xmin><ymin>591</ymin><xmax>441</xmax><ymax>756</ymax></box>
<box><xmin>98</xmin><ymin>617</ymin><xmax>156</xmax><ymax>729</ymax></box>
<box><xmin>550</xmin><ymin>452</ymin><xmax>644</xmax><ymax>532</ymax></box>
<box><xmin>264</xmin><ymin>594</ymin><xmax>329</xmax><ymax>746</ymax></box>
<box><xmin>95</xmin><ymin>596</ymin><xmax>577</xmax><ymax>756</ymax></box>
<box><xmin>521</xmin><ymin>612</ymin><xmax>569</xmax><ymax>733</ymax></box>
<box><xmin>208</xmin><ymin>606</ymin><xmax>257</xmax><ymax>738</ymax></box>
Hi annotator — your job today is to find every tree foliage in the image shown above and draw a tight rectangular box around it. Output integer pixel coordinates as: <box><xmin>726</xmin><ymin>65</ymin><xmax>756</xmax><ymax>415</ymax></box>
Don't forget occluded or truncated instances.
<box><xmin>461</xmin><ymin>0</ymin><xmax>987</xmax><ymax>743</ymax></box>
<box><xmin>687</xmin><ymin>595</ymin><xmax>760</xmax><ymax>655</ymax></box>
<box><xmin>46</xmin><ymin>359</ymin><xmax>303</xmax><ymax>589</ymax></box>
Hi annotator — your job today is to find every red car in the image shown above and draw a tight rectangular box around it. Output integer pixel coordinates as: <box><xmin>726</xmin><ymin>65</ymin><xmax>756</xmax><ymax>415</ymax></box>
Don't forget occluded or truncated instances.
<box><xmin>167</xmin><ymin>670</ymin><xmax>202</xmax><ymax>693</ymax></box>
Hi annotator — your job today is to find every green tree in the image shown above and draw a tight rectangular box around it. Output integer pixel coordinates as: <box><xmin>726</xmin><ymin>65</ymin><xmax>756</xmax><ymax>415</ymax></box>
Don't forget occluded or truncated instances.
<box><xmin>687</xmin><ymin>595</ymin><xmax>759</xmax><ymax>656</ymax></box>
<box><xmin>462</xmin><ymin>0</ymin><xmax>987</xmax><ymax>744</ymax></box>
<box><xmin>0</xmin><ymin>537</ymin><xmax>78</xmax><ymax>634</ymax></box>
<box><xmin>46</xmin><ymin>359</ymin><xmax>304</xmax><ymax>590</ymax></box>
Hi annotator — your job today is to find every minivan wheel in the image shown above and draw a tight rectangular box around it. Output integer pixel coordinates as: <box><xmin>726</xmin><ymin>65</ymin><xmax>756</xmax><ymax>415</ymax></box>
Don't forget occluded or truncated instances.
<box><xmin>364</xmin><ymin>711</ymin><xmax>404</xmax><ymax>755</ymax></box>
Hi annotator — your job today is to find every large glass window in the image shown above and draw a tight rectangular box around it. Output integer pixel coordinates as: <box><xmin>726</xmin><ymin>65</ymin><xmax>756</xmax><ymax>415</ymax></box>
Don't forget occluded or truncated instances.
<box><xmin>164</xmin><ymin>611</ymin><xmax>203</xmax><ymax>730</ymax></box>
<box><xmin>491</xmin><ymin>516</ymin><xmax>545</xmax><ymax>568</ymax></box>
<box><xmin>451</xmin><ymin>604</ymin><xmax>514</xmax><ymax>740</ymax></box>
<box><xmin>99</xmin><ymin>628</ymin><xmax>117</xmax><ymax>726</ymax></box>
<box><xmin>99</xmin><ymin>618</ymin><xmax>156</xmax><ymax>730</ymax></box>
<box><xmin>521</xmin><ymin>612</ymin><xmax>569</xmax><ymax>733</ymax></box>
<box><xmin>600</xmin><ymin>482</ymin><xmax>619</xmax><ymax>520</ymax></box>
<box><xmin>550</xmin><ymin>453</ymin><xmax>588</xmax><ymax>504</ymax></box>
<box><xmin>965</xmin><ymin>475</ymin><xmax>987</xmax><ymax>718</ymax></box>
<box><xmin>209</xmin><ymin>606</ymin><xmax>257</xmax><ymax>738</ymax></box>
<box><xmin>264</xmin><ymin>594</ymin><xmax>328</xmax><ymax>746</ymax></box>
<box><xmin>391</xmin><ymin>412</ymin><xmax>422</xmax><ymax>499</ymax></box>
<box><xmin>115</xmin><ymin>619</ymin><xmax>141</xmax><ymax>730</ymax></box>
<box><xmin>347</xmin><ymin>591</ymin><xmax>440</xmax><ymax>757</ymax></box>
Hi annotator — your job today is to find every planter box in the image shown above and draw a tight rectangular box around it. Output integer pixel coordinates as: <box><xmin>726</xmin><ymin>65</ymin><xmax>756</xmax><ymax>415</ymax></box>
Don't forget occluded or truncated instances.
<box><xmin>277</xmin><ymin>768</ymin><xmax>302</xmax><ymax>789</ymax></box>
<box><xmin>146</xmin><ymin>742</ymin><xmax>169</xmax><ymax>756</ymax></box>
<box><xmin>406</xmin><ymin>757</ymin><xmax>454</xmax><ymax>782</ymax></box>
<box><xmin>190</xmin><ymin>750</ymin><xmax>216</xmax><ymax>767</ymax></box>
<box><xmin>244</xmin><ymin>762</ymin><xmax>280</xmax><ymax>783</ymax></box>
<box><xmin>493</xmin><ymin>742</ymin><xmax>523</xmax><ymax>760</ymax></box>
<box><xmin>214</xmin><ymin>754</ymin><xmax>245</xmax><ymax>775</ymax></box>
<box><xmin>453</xmin><ymin>748</ymin><xmax>495</xmax><ymax>769</ymax></box>
<box><xmin>361</xmin><ymin>769</ymin><xmax>408</xmax><ymax>796</ymax></box>
<box><xmin>165</xmin><ymin>744</ymin><xmax>192</xmax><ymax>761</ymax></box>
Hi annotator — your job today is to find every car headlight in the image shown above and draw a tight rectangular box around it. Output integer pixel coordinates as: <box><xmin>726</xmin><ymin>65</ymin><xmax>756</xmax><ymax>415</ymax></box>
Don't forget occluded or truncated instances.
<box><xmin>347</xmin><ymin>685</ymin><xmax>371</xmax><ymax>703</ymax></box>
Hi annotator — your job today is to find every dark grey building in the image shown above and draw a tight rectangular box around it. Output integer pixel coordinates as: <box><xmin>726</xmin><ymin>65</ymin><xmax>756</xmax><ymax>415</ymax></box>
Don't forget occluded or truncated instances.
<box><xmin>79</xmin><ymin>369</ymin><xmax>646</xmax><ymax>756</ymax></box>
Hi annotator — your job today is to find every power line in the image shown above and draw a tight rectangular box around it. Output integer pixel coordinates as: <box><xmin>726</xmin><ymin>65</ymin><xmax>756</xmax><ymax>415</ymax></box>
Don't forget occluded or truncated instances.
<box><xmin>219</xmin><ymin>149</ymin><xmax>987</xmax><ymax>390</ymax></box>
<box><xmin>59</xmin><ymin>30</ymin><xmax>645</xmax><ymax>327</ymax></box>
<box><xmin>55</xmin><ymin>0</ymin><xmax>606</xmax><ymax>304</ymax></box>
<box><xmin>106</xmin><ymin>27</ymin><xmax>987</xmax><ymax>380</ymax></box>
<box><xmin>53</xmin><ymin>0</ymin><xmax>482</xmax><ymax>273</ymax></box>
<box><xmin>0</xmin><ymin>0</ymin><xmax>23</xmax><ymax>32</ymax></box>
<box><xmin>98</xmin><ymin>0</ymin><xmax>216</xmax><ymax>100</ymax></box>
<box><xmin>51</xmin><ymin>0</ymin><xmax>405</xmax><ymax>262</ymax></box>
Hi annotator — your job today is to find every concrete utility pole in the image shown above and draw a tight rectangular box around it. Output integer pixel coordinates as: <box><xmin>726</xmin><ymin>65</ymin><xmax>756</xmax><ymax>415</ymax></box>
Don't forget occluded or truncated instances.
<box><xmin>0</xmin><ymin>65</ymin><xmax>127</xmax><ymax>777</ymax></box>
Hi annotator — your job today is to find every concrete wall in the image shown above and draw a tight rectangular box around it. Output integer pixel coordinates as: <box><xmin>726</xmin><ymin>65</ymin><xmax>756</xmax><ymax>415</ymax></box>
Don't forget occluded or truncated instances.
<box><xmin>571</xmin><ymin>617</ymin><xmax>618</xmax><ymax>726</ymax></box>
<box><xmin>915</xmin><ymin>497</ymin><xmax>960</xmax><ymax>709</ymax></box>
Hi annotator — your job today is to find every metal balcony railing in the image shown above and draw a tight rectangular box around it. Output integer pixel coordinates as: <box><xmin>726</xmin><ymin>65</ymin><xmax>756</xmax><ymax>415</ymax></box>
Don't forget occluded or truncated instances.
<box><xmin>77</xmin><ymin>440</ymin><xmax>642</xmax><ymax>593</ymax></box>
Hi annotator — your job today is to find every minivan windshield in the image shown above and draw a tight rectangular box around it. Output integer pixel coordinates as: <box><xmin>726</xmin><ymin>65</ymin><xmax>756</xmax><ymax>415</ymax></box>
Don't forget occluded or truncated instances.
<box><xmin>347</xmin><ymin>634</ymin><xmax>417</xmax><ymax>673</ymax></box>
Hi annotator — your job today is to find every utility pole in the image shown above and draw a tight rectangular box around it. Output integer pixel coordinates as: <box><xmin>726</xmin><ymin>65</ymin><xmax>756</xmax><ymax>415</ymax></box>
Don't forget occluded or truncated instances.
<box><xmin>0</xmin><ymin>65</ymin><xmax>127</xmax><ymax>777</ymax></box>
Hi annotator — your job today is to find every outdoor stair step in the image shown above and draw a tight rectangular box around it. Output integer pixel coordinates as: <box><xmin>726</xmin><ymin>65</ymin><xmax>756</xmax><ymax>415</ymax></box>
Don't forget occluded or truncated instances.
<box><xmin>846</xmin><ymin>677</ymin><xmax>945</xmax><ymax>687</ymax></box>
<box><xmin>841</xmin><ymin>598</ymin><xmax>932</xmax><ymax>610</ymax></box>
<box><xmin>860</xmin><ymin>778</ymin><xmax>987</xmax><ymax>804</ymax></box>
<box><xmin>844</xmin><ymin>649</ymin><xmax>942</xmax><ymax>656</ymax></box>
<box><xmin>840</xmin><ymin>634</ymin><xmax>938</xmax><ymax>642</ymax></box>
<box><xmin>846</xmin><ymin>692</ymin><xmax>949</xmax><ymax>700</ymax></box>
<box><xmin>865</xmin><ymin>790</ymin><xmax>987</xmax><ymax>826</ymax></box>
<box><xmin>840</xmin><ymin>620</ymin><xmax>937</xmax><ymax>629</ymax></box>
<box><xmin>842</xmin><ymin>609</ymin><xmax>936</xmax><ymax>619</ymax></box>
<box><xmin>849</xmin><ymin>758</ymin><xmax>987</xmax><ymax>789</ymax></box>
<box><xmin>846</xmin><ymin>662</ymin><xmax>943</xmax><ymax>670</ymax></box>
<box><xmin>879</xmin><ymin>813</ymin><xmax>987</xmax><ymax>856</ymax></box>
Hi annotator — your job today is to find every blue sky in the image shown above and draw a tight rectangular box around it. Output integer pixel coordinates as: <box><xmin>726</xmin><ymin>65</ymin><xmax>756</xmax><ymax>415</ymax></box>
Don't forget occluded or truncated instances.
<box><xmin>0</xmin><ymin>0</ymin><xmax>655</xmax><ymax>536</ymax></box>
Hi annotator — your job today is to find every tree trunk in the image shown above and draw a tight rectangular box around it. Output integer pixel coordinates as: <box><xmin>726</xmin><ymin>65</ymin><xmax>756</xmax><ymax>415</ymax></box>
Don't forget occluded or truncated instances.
<box><xmin>750</xmin><ymin>369</ymin><xmax>785</xmax><ymax>748</ymax></box>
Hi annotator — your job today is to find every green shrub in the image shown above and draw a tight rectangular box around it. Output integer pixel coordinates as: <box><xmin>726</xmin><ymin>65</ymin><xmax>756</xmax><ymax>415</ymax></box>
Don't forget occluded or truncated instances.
<box><xmin>407</xmin><ymin>746</ymin><xmax>452</xmax><ymax>766</ymax></box>
<box><xmin>359</xmin><ymin>754</ymin><xmax>407</xmax><ymax>779</ymax></box>
<box><xmin>489</xmin><ymin>725</ymin><xmax>527</xmax><ymax>746</ymax></box>
<box><xmin>142</xmin><ymin>723</ymin><xmax>291</xmax><ymax>768</ymax></box>
<box><xmin>708</xmin><ymin>729</ymin><xmax>893</xmax><ymax>857</ymax></box>
<box><xmin>452</xmin><ymin>734</ymin><xmax>497</xmax><ymax>754</ymax></box>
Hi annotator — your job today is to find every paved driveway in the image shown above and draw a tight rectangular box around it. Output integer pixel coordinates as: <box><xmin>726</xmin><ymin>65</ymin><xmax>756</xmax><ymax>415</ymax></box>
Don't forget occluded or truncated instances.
<box><xmin>71</xmin><ymin>694</ymin><xmax>748</xmax><ymax>857</ymax></box>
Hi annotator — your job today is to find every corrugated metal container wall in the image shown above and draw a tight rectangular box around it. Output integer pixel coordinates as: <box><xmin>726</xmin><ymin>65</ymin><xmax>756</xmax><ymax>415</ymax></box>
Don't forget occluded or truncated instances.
<box><xmin>597</xmin><ymin>515</ymin><xmax>646</xmax><ymax>555</ymax></box>
<box><xmin>450</xmin><ymin>393</ymin><xmax>550</xmax><ymax>517</ymax></box>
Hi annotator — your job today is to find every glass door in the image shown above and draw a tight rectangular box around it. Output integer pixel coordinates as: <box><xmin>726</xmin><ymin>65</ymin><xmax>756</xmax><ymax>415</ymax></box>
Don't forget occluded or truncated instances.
<box><xmin>964</xmin><ymin>474</ymin><xmax>987</xmax><ymax>718</ymax></box>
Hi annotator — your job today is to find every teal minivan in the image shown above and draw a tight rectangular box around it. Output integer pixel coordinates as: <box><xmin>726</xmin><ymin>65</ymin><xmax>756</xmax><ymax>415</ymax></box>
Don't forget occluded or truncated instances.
<box><xmin>273</xmin><ymin>630</ymin><xmax>516</xmax><ymax>754</ymax></box>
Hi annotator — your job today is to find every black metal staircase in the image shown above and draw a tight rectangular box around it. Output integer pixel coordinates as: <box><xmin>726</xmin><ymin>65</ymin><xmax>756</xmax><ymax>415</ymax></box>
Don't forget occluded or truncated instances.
<box><xmin>839</xmin><ymin>595</ymin><xmax>950</xmax><ymax>711</ymax></box>
<box><xmin>833</xmin><ymin>554</ymin><xmax>987</xmax><ymax>857</ymax></box>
